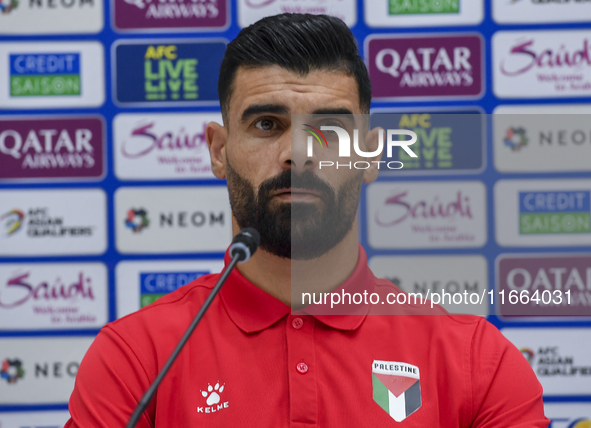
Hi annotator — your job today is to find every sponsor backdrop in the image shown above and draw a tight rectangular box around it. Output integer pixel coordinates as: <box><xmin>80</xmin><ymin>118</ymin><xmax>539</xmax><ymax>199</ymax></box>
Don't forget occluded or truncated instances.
<box><xmin>0</xmin><ymin>0</ymin><xmax>590</xmax><ymax>421</ymax></box>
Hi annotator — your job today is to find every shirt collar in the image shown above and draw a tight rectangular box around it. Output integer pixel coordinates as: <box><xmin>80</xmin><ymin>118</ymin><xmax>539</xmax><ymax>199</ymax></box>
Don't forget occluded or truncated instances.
<box><xmin>219</xmin><ymin>244</ymin><xmax>373</xmax><ymax>334</ymax></box>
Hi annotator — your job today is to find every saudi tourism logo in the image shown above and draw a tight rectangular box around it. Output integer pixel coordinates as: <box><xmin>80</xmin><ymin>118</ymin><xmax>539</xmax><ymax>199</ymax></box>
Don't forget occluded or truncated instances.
<box><xmin>125</xmin><ymin>208</ymin><xmax>149</xmax><ymax>233</ymax></box>
<box><xmin>0</xmin><ymin>209</ymin><xmax>24</xmax><ymax>236</ymax></box>
<box><xmin>504</xmin><ymin>127</ymin><xmax>528</xmax><ymax>152</ymax></box>
<box><xmin>1</xmin><ymin>358</ymin><xmax>25</xmax><ymax>384</ymax></box>
<box><xmin>372</xmin><ymin>360</ymin><xmax>421</xmax><ymax>422</ymax></box>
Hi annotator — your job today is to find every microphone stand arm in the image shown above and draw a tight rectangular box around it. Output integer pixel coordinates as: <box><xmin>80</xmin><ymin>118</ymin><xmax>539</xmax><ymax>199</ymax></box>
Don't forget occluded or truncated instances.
<box><xmin>126</xmin><ymin>253</ymin><xmax>241</xmax><ymax>428</ymax></box>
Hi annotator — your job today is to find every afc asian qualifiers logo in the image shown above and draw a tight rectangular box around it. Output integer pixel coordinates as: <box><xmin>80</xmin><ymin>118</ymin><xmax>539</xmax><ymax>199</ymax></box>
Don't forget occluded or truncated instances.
<box><xmin>0</xmin><ymin>209</ymin><xmax>24</xmax><ymax>236</ymax></box>
<box><xmin>372</xmin><ymin>360</ymin><xmax>421</xmax><ymax>422</ymax></box>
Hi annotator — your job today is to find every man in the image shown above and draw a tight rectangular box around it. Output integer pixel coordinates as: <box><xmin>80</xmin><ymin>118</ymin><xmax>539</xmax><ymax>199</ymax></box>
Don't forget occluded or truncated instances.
<box><xmin>65</xmin><ymin>14</ymin><xmax>549</xmax><ymax>427</ymax></box>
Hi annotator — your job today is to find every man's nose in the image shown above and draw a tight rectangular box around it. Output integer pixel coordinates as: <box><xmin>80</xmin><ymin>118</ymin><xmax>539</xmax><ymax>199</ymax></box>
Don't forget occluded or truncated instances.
<box><xmin>282</xmin><ymin>128</ymin><xmax>316</xmax><ymax>172</ymax></box>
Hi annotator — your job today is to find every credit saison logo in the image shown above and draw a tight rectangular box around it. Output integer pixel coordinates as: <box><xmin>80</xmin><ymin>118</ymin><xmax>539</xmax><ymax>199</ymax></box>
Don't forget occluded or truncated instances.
<box><xmin>512</xmin><ymin>0</ymin><xmax>591</xmax><ymax>4</ymax></box>
<box><xmin>10</xmin><ymin>53</ymin><xmax>80</xmax><ymax>97</ymax></box>
<box><xmin>140</xmin><ymin>270</ymin><xmax>208</xmax><ymax>307</ymax></box>
<box><xmin>1</xmin><ymin>358</ymin><xmax>25</xmax><ymax>384</ymax></box>
<box><xmin>1</xmin><ymin>207</ymin><xmax>94</xmax><ymax>238</ymax></box>
<box><xmin>0</xmin><ymin>0</ymin><xmax>18</xmax><ymax>13</ymax></box>
<box><xmin>389</xmin><ymin>0</ymin><xmax>459</xmax><ymax>15</ymax></box>
<box><xmin>302</xmin><ymin>124</ymin><xmax>418</xmax><ymax>170</ymax></box>
<box><xmin>519</xmin><ymin>191</ymin><xmax>591</xmax><ymax>234</ymax></box>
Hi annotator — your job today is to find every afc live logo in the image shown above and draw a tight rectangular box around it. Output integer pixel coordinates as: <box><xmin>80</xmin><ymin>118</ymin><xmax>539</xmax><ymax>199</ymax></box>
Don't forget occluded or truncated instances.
<box><xmin>301</xmin><ymin>123</ymin><xmax>418</xmax><ymax>170</ymax></box>
<box><xmin>113</xmin><ymin>40</ymin><xmax>225</xmax><ymax>106</ymax></box>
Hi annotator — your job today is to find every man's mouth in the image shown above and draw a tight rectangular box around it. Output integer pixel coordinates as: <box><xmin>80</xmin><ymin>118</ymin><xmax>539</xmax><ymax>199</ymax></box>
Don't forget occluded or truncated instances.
<box><xmin>271</xmin><ymin>188</ymin><xmax>321</xmax><ymax>202</ymax></box>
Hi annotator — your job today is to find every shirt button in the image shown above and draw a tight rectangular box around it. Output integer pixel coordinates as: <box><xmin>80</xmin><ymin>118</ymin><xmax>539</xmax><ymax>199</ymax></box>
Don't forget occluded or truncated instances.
<box><xmin>292</xmin><ymin>317</ymin><xmax>304</xmax><ymax>329</ymax></box>
<box><xmin>296</xmin><ymin>362</ymin><xmax>308</xmax><ymax>374</ymax></box>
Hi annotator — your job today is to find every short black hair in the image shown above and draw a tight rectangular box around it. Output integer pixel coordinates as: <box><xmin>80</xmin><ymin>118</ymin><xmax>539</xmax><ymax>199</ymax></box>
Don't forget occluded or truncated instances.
<box><xmin>218</xmin><ymin>13</ymin><xmax>372</xmax><ymax>121</ymax></box>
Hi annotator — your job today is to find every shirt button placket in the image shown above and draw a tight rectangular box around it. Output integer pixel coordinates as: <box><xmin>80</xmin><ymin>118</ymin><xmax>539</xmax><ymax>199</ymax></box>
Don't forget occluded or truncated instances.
<box><xmin>286</xmin><ymin>315</ymin><xmax>317</xmax><ymax>427</ymax></box>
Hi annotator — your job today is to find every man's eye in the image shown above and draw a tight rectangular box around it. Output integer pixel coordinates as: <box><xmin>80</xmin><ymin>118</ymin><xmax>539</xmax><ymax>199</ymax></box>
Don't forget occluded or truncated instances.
<box><xmin>255</xmin><ymin>118</ymin><xmax>276</xmax><ymax>131</ymax></box>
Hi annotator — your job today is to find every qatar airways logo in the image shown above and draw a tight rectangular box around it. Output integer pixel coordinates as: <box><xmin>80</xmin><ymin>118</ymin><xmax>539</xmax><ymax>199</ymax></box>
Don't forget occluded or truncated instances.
<box><xmin>368</xmin><ymin>35</ymin><xmax>483</xmax><ymax>99</ymax></box>
<box><xmin>303</xmin><ymin>125</ymin><xmax>418</xmax><ymax>170</ymax></box>
<box><xmin>375</xmin><ymin>191</ymin><xmax>473</xmax><ymax>226</ymax></box>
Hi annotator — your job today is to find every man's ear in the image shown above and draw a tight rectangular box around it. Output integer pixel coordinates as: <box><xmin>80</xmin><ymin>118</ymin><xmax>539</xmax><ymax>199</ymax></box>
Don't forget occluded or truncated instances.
<box><xmin>206</xmin><ymin>121</ymin><xmax>228</xmax><ymax>179</ymax></box>
<box><xmin>362</xmin><ymin>127</ymin><xmax>384</xmax><ymax>184</ymax></box>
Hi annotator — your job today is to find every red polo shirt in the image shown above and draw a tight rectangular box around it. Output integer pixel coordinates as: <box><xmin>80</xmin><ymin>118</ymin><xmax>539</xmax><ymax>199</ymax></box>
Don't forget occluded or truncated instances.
<box><xmin>65</xmin><ymin>246</ymin><xmax>548</xmax><ymax>427</ymax></box>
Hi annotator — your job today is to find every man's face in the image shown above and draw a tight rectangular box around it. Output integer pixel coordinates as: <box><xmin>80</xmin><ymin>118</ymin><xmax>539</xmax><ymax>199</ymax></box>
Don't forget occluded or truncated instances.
<box><xmin>208</xmin><ymin>66</ymin><xmax>377</xmax><ymax>259</ymax></box>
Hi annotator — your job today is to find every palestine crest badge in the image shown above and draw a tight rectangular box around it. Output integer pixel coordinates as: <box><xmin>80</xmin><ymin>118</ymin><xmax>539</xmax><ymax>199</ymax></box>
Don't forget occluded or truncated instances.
<box><xmin>372</xmin><ymin>360</ymin><xmax>421</xmax><ymax>422</ymax></box>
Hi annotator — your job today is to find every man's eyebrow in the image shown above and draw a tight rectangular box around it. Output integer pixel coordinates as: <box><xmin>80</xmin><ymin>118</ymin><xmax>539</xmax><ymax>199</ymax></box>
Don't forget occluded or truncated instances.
<box><xmin>241</xmin><ymin>104</ymin><xmax>289</xmax><ymax>122</ymax></box>
<box><xmin>311</xmin><ymin>107</ymin><xmax>354</xmax><ymax>115</ymax></box>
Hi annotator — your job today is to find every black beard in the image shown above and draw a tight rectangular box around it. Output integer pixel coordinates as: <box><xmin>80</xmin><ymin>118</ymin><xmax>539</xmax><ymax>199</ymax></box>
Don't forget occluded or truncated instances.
<box><xmin>225</xmin><ymin>160</ymin><xmax>361</xmax><ymax>260</ymax></box>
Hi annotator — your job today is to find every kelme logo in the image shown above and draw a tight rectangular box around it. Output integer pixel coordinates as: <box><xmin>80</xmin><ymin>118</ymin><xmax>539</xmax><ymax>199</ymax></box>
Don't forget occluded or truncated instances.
<box><xmin>10</xmin><ymin>53</ymin><xmax>81</xmax><ymax>97</ymax></box>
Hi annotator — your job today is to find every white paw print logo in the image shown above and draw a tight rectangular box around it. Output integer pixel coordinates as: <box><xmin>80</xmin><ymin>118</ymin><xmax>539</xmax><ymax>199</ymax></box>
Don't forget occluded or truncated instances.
<box><xmin>201</xmin><ymin>382</ymin><xmax>225</xmax><ymax>406</ymax></box>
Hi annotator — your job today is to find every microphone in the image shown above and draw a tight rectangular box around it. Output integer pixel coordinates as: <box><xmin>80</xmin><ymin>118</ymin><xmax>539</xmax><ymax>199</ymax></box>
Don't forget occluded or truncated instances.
<box><xmin>126</xmin><ymin>228</ymin><xmax>260</xmax><ymax>428</ymax></box>
<box><xmin>229</xmin><ymin>227</ymin><xmax>260</xmax><ymax>262</ymax></box>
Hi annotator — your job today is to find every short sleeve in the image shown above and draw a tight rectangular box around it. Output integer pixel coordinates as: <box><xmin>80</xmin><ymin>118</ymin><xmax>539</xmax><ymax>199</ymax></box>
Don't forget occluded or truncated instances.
<box><xmin>64</xmin><ymin>325</ymin><xmax>156</xmax><ymax>428</ymax></box>
<box><xmin>469</xmin><ymin>319</ymin><xmax>549</xmax><ymax>428</ymax></box>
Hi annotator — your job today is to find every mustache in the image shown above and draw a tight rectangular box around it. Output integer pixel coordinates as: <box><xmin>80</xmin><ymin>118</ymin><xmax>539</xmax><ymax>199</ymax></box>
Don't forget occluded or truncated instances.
<box><xmin>257</xmin><ymin>170</ymin><xmax>335</xmax><ymax>200</ymax></box>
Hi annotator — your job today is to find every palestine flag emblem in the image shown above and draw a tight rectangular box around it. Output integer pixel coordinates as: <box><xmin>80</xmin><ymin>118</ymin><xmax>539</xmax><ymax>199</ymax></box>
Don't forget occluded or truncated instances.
<box><xmin>372</xmin><ymin>360</ymin><xmax>421</xmax><ymax>422</ymax></box>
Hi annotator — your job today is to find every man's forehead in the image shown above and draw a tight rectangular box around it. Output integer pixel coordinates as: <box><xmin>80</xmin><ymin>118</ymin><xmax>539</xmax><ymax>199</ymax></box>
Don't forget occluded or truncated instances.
<box><xmin>229</xmin><ymin>65</ymin><xmax>361</xmax><ymax>119</ymax></box>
